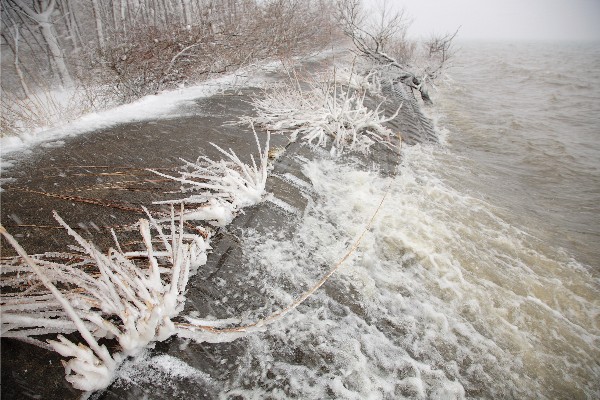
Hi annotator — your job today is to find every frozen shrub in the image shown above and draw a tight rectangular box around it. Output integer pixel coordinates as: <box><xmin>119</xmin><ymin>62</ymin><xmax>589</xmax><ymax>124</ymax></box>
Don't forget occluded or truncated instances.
<box><xmin>252</xmin><ymin>68</ymin><xmax>400</xmax><ymax>154</ymax></box>
<box><xmin>150</xmin><ymin>130</ymin><xmax>270</xmax><ymax>226</ymax></box>
<box><xmin>1</xmin><ymin>209</ymin><xmax>206</xmax><ymax>391</ymax></box>
<box><xmin>0</xmin><ymin>131</ymin><xmax>269</xmax><ymax>391</ymax></box>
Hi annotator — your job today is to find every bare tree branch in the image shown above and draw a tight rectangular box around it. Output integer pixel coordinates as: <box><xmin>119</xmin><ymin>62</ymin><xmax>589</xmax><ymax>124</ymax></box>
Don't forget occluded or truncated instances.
<box><xmin>336</xmin><ymin>0</ymin><xmax>458</xmax><ymax>104</ymax></box>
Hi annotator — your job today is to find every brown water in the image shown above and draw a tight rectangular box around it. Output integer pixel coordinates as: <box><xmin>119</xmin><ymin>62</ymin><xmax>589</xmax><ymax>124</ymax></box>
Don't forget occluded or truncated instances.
<box><xmin>435</xmin><ymin>41</ymin><xmax>600</xmax><ymax>268</ymax></box>
<box><xmin>219</xmin><ymin>42</ymin><xmax>600</xmax><ymax>398</ymax></box>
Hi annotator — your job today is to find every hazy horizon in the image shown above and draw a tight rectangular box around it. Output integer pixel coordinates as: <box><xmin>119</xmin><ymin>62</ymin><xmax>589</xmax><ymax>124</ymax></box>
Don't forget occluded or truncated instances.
<box><xmin>365</xmin><ymin>0</ymin><xmax>600</xmax><ymax>42</ymax></box>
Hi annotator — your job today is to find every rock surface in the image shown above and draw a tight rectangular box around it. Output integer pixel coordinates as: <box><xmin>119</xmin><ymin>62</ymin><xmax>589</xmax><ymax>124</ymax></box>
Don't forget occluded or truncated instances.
<box><xmin>1</xmin><ymin>57</ymin><xmax>436</xmax><ymax>399</ymax></box>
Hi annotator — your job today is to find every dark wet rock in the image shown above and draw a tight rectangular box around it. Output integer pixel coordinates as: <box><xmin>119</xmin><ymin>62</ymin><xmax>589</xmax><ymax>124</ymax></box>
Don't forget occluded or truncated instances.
<box><xmin>1</xmin><ymin>64</ymin><xmax>436</xmax><ymax>399</ymax></box>
<box><xmin>379</xmin><ymin>81</ymin><xmax>437</xmax><ymax>146</ymax></box>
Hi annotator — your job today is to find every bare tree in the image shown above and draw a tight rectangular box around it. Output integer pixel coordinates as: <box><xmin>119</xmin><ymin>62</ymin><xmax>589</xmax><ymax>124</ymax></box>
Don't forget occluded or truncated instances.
<box><xmin>90</xmin><ymin>0</ymin><xmax>105</xmax><ymax>50</ymax></box>
<box><xmin>8</xmin><ymin>0</ymin><xmax>73</xmax><ymax>87</ymax></box>
<box><xmin>422</xmin><ymin>29</ymin><xmax>459</xmax><ymax>81</ymax></box>
<box><xmin>337</xmin><ymin>0</ymin><xmax>457</xmax><ymax>104</ymax></box>
<box><xmin>1</xmin><ymin>0</ymin><xmax>339</xmax><ymax>135</ymax></box>
<box><xmin>10</xmin><ymin>27</ymin><xmax>32</xmax><ymax>97</ymax></box>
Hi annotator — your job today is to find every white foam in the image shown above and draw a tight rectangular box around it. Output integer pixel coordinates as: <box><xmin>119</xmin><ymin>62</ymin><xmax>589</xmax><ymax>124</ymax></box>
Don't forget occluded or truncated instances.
<box><xmin>226</xmin><ymin>144</ymin><xmax>599</xmax><ymax>398</ymax></box>
<box><xmin>266</xmin><ymin>194</ymin><xmax>301</xmax><ymax>215</ymax></box>
<box><xmin>116</xmin><ymin>351</ymin><xmax>213</xmax><ymax>391</ymax></box>
<box><xmin>0</xmin><ymin>61</ymin><xmax>281</xmax><ymax>159</ymax></box>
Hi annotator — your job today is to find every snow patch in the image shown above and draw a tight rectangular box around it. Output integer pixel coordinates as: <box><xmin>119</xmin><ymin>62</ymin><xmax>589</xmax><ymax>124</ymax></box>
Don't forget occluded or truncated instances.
<box><xmin>115</xmin><ymin>351</ymin><xmax>214</xmax><ymax>393</ymax></box>
<box><xmin>0</xmin><ymin>61</ymin><xmax>281</xmax><ymax>160</ymax></box>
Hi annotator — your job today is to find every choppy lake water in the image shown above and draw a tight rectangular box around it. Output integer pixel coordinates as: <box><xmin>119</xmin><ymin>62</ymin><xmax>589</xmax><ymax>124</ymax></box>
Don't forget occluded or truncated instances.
<box><xmin>218</xmin><ymin>42</ymin><xmax>600</xmax><ymax>399</ymax></box>
<box><xmin>436</xmin><ymin>41</ymin><xmax>600</xmax><ymax>268</ymax></box>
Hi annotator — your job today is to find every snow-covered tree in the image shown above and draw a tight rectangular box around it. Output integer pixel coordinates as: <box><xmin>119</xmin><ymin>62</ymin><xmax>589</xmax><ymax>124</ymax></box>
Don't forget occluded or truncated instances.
<box><xmin>1</xmin><ymin>0</ymin><xmax>337</xmax><ymax>135</ymax></box>
<box><xmin>5</xmin><ymin>0</ymin><xmax>73</xmax><ymax>87</ymax></box>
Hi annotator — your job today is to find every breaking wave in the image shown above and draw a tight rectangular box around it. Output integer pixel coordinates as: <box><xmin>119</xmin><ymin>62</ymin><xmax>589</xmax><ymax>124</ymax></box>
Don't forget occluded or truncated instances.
<box><xmin>110</xmin><ymin>42</ymin><xmax>599</xmax><ymax>398</ymax></box>
<box><xmin>226</xmin><ymin>142</ymin><xmax>599</xmax><ymax>398</ymax></box>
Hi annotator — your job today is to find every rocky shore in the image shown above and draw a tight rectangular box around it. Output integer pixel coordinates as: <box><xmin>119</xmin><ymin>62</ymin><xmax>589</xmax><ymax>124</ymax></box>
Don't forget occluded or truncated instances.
<box><xmin>1</xmin><ymin>53</ymin><xmax>436</xmax><ymax>399</ymax></box>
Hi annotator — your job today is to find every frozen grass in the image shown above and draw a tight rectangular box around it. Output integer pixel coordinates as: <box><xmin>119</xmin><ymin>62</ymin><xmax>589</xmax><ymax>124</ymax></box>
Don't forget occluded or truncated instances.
<box><xmin>0</xmin><ymin>132</ymin><xmax>270</xmax><ymax>392</ymax></box>
<box><xmin>251</xmin><ymin>66</ymin><xmax>400</xmax><ymax>154</ymax></box>
<box><xmin>1</xmin><ymin>207</ymin><xmax>208</xmax><ymax>391</ymax></box>
<box><xmin>150</xmin><ymin>128</ymin><xmax>270</xmax><ymax>227</ymax></box>
<box><xmin>0</xmin><ymin>86</ymin><xmax>105</xmax><ymax>139</ymax></box>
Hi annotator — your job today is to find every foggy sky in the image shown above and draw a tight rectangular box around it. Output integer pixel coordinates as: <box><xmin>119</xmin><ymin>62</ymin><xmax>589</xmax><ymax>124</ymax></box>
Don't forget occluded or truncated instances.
<box><xmin>366</xmin><ymin>0</ymin><xmax>600</xmax><ymax>42</ymax></box>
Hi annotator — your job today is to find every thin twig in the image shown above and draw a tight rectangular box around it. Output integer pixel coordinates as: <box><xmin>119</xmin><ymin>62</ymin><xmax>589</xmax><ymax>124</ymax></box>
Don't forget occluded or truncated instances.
<box><xmin>8</xmin><ymin>187</ymin><xmax>143</xmax><ymax>213</ymax></box>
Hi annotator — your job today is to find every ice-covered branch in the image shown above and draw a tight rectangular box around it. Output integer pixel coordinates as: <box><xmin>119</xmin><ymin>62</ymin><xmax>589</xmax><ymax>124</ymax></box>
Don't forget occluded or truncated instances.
<box><xmin>336</xmin><ymin>0</ymin><xmax>458</xmax><ymax>105</ymax></box>
<box><xmin>252</xmin><ymin>69</ymin><xmax>399</xmax><ymax>154</ymax></box>
<box><xmin>149</xmin><ymin>129</ymin><xmax>270</xmax><ymax>226</ymax></box>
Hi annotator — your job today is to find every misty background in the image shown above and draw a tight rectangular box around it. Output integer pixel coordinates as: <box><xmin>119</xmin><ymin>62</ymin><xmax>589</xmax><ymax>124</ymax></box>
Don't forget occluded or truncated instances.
<box><xmin>368</xmin><ymin>0</ymin><xmax>600</xmax><ymax>42</ymax></box>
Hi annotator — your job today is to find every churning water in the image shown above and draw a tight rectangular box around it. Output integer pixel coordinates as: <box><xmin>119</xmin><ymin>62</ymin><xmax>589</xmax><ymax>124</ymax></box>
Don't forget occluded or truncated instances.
<box><xmin>215</xmin><ymin>42</ymin><xmax>600</xmax><ymax>399</ymax></box>
<box><xmin>435</xmin><ymin>42</ymin><xmax>600</xmax><ymax>269</ymax></box>
<box><xmin>110</xmin><ymin>43</ymin><xmax>599</xmax><ymax>398</ymax></box>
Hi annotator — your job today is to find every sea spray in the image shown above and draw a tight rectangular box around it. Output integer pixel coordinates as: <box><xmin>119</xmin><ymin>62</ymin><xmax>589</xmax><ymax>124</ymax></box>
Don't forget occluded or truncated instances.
<box><xmin>226</xmin><ymin>144</ymin><xmax>599</xmax><ymax>398</ymax></box>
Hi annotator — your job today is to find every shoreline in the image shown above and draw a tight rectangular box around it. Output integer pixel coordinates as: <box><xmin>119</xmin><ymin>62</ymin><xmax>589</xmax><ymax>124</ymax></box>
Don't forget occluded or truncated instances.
<box><xmin>1</xmin><ymin>51</ymin><xmax>432</xmax><ymax>398</ymax></box>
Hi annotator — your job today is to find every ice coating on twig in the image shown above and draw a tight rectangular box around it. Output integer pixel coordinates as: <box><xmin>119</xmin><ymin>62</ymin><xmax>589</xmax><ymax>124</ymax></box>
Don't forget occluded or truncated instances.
<box><xmin>150</xmin><ymin>128</ymin><xmax>270</xmax><ymax>226</ymax></box>
<box><xmin>252</xmin><ymin>67</ymin><xmax>400</xmax><ymax>154</ymax></box>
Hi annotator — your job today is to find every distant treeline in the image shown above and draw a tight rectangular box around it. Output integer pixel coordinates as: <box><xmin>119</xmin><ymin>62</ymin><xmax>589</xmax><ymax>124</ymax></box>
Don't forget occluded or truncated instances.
<box><xmin>0</xmin><ymin>0</ymin><xmax>456</xmax><ymax>136</ymax></box>
<box><xmin>0</xmin><ymin>0</ymin><xmax>339</xmax><ymax>134</ymax></box>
